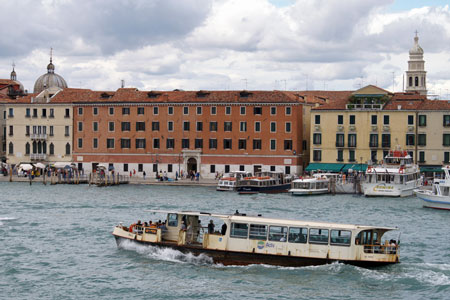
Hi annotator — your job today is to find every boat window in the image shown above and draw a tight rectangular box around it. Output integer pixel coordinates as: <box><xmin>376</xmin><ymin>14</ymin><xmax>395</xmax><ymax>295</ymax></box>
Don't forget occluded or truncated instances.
<box><xmin>249</xmin><ymin>224</ymin><xmax>267</xmax><ymax>240</ymax></box>
<box><xmin>230</xmin><ymin>223</ymin><xmax>248</xmax><ymax>239</ymax></box>
<box><xmin>268</xmin><ymin>226</ymin><xmax>288</xmax><ymax>242</ymax></box>
<box><xmin>309</xmin><ymin>228</ymin><xmax>329</xmax><ymax>244</ymax></box>
<box><xmin>288</xmin><ymin>227</ymin><xmax>307</xmax><ymax>243</ymax></box>
<box><xmin>168</xmin><ymin>213</ymin><xmax>178</xmax><ymax>227</ymax></box>
<box><xmin>330</xmin><ymin>230</ymin><xmax>351</xmax><ymax>246</ymax></box>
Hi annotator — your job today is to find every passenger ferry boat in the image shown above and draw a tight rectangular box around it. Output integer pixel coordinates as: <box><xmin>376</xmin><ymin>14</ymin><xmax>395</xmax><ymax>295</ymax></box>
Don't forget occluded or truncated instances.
<box><xmin>415</xmin><ymin>166</ymin><xmax>450</xmax><ymax>210</ymax></box>
<box><xmin>112</xmin><ymin>210</ymin><xmax>400</xmax><ymax>267</ymax></box>
<box><xmin>362</xmin><ymin>149</ymin><xmax>422</xmax><ymax>197</ymax></box>
<box><xmin>217</xmin><ymin>171</ymin><xmax>252</xmax><ymax>191</ymax></box>
<box><xmin>236</xmin><ymin>171</ymin><xmax>292</xmax><ymax>194</ymax></box>
<box><xmin>289</xmin><ymin>174</ymin><xmax>330</xmax><ymax>196</ymax></box>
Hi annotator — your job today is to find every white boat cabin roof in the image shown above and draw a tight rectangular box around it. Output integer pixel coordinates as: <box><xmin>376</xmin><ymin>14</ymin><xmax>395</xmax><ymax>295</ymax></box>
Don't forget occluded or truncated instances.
<box><xmin>145</xmin><ymin>209</ymin><xmax>397</xmax><ymax>231</ymax></box>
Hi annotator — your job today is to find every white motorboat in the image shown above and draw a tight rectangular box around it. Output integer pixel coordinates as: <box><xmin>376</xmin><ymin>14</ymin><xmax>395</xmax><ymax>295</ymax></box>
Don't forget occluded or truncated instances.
<box><xmin>289</xmin><ymin>174</ymin><xmax>329</xmax><ymax>196</ymax></box>
<box><xmin>217</xmin><ymin>171</ymin><xmax>252</xmax><ymax>191</ymax></box>
<box><xmin>415</xmin><ymin>166</ymin><xmax>450</xmax><ymax>210</ymax></box>
<box><xmin>362</xmin><ymin>149</ymin><xmax>422</xmax><ymax>197</ymax></box>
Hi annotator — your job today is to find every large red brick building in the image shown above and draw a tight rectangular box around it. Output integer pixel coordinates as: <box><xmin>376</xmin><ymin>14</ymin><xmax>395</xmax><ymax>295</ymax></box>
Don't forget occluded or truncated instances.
<box><xmin>59</xmin><ymin>88</ymin><xmax>304</xmax><ymax>178</ymax></box>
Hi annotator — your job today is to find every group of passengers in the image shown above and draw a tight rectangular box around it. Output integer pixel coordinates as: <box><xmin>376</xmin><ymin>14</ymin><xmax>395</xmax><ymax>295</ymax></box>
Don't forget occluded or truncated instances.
<box><xmin>129</xmin><ymin>219</ymin><xmax>167</xmax><ymax>233</ymax></box>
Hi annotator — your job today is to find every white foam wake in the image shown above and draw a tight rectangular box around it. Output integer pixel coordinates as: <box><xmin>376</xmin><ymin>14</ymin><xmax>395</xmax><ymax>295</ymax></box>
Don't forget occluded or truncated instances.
<box><xmin>0</xmin><ymin>216</ymin><xmax>18</xmax><ymax>226</ymax></box>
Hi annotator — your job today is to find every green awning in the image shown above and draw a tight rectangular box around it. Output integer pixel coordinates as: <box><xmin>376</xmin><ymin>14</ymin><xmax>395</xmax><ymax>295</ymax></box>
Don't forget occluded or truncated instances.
<box><xmin>342</xmin><ymin>164</ymin><xmax>368</xmax><ymax>172</ymax></box>
<box><xmin>420</xmin><ymin>166</ymin><xmax>444</xmax><ymax>173</ymax></box>
<box><xmin>305</xmin><ymin>163</ymin><xmax>345</xmax><ymax>172</ymax></box>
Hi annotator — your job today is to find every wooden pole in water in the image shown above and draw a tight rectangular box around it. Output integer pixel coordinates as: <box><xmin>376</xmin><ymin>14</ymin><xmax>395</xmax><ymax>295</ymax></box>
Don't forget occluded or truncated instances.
<box><xmin>43</xmin><ymin>171</ymin><xmax>46</xmax><ymax>185</ymax></box>
<box><xmin>9</xmin><ymin>167</ymin><xmax>12</xmax><ymax>182</ymax></box>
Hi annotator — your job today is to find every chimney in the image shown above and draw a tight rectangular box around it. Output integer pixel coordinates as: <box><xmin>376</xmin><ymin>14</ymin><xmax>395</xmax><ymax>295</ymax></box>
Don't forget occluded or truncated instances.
<box><xmin>121</xmin><ymin>80</ymin><xmax>125</xmax><ymax>88</ymax></box>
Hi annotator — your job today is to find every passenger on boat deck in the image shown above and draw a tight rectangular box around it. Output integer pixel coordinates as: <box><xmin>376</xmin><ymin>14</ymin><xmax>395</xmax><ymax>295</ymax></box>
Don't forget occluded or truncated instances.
<box><xmin>181</xmin><ymin>221</ymin><xmax>186</xmax><ymax>230</ymax></box>
<box><xmin>143</xmin><ymin>222</ymin><xmax>148</xmax><ymax>227</ymax></box>
<box><xmin>234</xmin><ymin>210</ymin><xmax>240</xmax><ymax>215</ymax></box>
<box><xmin>280</xmin><ymin>236</ymin><xmax>286</xmax><ymax>242</ymax></box>
<box><xmin>137</xmin><ymin>220</ymin><xmax>142</xmax><ymax>226</ymax></box>
<box><xmin>221</xmin><ymin>223</ymin><xmax>227</xmax><ymax>235</ymax></box>
<box><xmin>355</xmin><ymin>238</ymin><xmax>360</xmax><ymax>245</ymax></box>
<box><xmin>208</xmin><ymin>220</ymin><xmax>215</xmax><ymax>234</ymax></box>
<box><xmin>186</xmin><ymin>223</ymin><xmax>193</xmax><ymax>243</ymax></box>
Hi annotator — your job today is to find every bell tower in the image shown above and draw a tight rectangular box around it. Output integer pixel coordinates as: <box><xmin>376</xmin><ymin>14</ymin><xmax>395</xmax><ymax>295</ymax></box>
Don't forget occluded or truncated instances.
<box><xmin>405</xmin><ymin>31</ymin><xmax>427</xmax><ymax>95</ymax></box>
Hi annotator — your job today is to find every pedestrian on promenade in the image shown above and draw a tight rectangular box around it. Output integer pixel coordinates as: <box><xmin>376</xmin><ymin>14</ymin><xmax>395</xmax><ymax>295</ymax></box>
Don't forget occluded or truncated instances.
<box><xmin>143</xmin><ymin>171</ymin><xmax>146</xmax><ymax>180</ymax></box>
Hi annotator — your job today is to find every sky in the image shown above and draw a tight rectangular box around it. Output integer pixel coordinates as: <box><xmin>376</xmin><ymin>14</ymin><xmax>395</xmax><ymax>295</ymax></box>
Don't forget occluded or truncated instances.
<box><xmin>1</xmin><ymin>0</ymin><xmax>450</xmax><ymax>97</ymax></box>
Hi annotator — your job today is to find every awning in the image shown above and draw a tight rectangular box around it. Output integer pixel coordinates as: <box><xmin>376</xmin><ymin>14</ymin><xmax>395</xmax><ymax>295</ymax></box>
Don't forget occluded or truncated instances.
<box><xmin>305</xmin><ymin>163</ymin><xmax>345</xmax><ymax>172</ymax></box>
<box><xmin>342</xmin><ymin>164</ymin><xmax>368</xmax><ymax>172</ymax></box>
<box><xmin>34</xmin><ymin>162</ymin><xmax>46</xmax><ymax>169</ymax></box>
<box><xmin>53</xmin><ymin>162</ymin><xmax>70</xmax><ymax>168</ymax></box>
<box><xmin>18</xmin><ymin>163</ymin><xmax>33</xmax><ymax>171</ymax></box>
<box><xmin>420</xmin><ymin>166</ymin><xmax>444</xmax><ymax>173</ymax></box>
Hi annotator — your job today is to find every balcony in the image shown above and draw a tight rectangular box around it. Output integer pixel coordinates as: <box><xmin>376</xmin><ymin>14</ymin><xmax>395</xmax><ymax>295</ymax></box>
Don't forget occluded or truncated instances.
<box><xmin>382</xmin><ymin>125</ymin><xmax>390</xmax><ymax>132</ymax></box>
<box><xmin>30</xmin><ymin>133</ymin><xmax>48</xmax><ymax>140</ymax></box>
<box><xmin>407</xmin><ymin>126</ymin><xmax>415</xmax><ymax>132</ymax></box>
<box><xmin>349</xmin><ymin>125</ymin><xmax>356</xmax><ymax>132</ymax></box>
<box><xmin>335</xmin><ymin>142</ymin><xmax>345</xmax><ymax>147</ymax></box>
<box><xmin>345</xmin><ymin>103</ymin><xmax>382</xmax><ymax>110</ymax></box>
<box><xmin>337</xmin><ymin>125</ymin><xmax>344</xmax><ymax>132</ymax></box>
<box><xmin>371</xmin><ymin>125</ymin><xmax>378</xmax><ymax>132</ymax></box>
<box><xmin>30</xmin><ymin>153</ymin><xmax>47</xmax><ymax>160</ymax></box>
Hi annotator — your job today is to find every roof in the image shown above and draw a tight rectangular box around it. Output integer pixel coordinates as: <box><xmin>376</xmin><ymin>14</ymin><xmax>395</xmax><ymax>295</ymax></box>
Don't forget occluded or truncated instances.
<box><xmin>305</xmin><ymin>163</ymin><xmax>345</xmax><ymax>172</ymax></box>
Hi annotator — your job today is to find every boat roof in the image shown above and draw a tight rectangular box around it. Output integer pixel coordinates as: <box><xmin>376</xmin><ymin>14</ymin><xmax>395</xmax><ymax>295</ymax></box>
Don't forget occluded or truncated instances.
<box><xmin>292</xmin><ymin>177</ymin><xmax>328</xmax><ymax>182</ymax></box>
<box><xmin>145</xmin><ymin>209</ymin><xmax>398</xmax><ymax>231</ymax></box>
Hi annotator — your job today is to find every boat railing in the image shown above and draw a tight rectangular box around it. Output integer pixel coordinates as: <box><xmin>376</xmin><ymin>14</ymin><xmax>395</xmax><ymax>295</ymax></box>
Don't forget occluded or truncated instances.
<box><xmin>363</xmin><ymin>243</ymin><xmax>398</xmax><ymax>255</ymax></box>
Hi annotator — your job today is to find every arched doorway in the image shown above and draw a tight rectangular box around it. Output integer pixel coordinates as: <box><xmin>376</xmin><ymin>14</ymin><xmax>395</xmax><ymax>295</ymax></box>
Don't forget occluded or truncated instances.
<box><xmin>187</xmin><ymin>157</ymin><xmax>197</xmax><ymax>174</ymax></box>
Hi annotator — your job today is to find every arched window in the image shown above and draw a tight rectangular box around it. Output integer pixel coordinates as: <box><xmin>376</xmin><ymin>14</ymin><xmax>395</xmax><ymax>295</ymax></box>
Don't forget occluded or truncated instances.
<box><xmin>25</xmin><ymin>142</ymin><xmax>30</xmax><ymax>155</ymax></box>
<box><xmin>43</xmin><ymin>141</ymin><xmax>47</xmax><ymax>154</ymax></box>
<box><xmin>409</xmin><ymin>76</ymin><xmax>412</xmax><ymax>87</ymax></box>
<box><xmin>33</xmin><ymin>141</ymin><xmax>37</xmax><ymax>154</ymax></box>
<box><xmin>49</xmin><ymin>143</ymin><xmax>54</xmax><ymax>155</ymax></box>
<box><xmin>38</xmin><ymin>141</ymin><xmax>42</xmax><ymax>153</ymax></box>
<box><xmin>8</xmin><ymin>142</ymin><xmax>13</xmax><ymax>154</ymax></box>
<box><xmin>65</xmin><ymin>143</ymin><xmax>71</xmax><ymax>155</ymax></box>
<box><xmin>415</xmin><ymin>76</ymin><xmax>419</xmax><ymax>87</ymax></box>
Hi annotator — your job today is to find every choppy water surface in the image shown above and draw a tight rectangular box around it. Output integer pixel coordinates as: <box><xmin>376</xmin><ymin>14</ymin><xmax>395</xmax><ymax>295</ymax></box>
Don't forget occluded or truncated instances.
<box><xmin>0</xmin><ymin>182</ymin><xmax>449</xmax><ymax>299</ymax></box>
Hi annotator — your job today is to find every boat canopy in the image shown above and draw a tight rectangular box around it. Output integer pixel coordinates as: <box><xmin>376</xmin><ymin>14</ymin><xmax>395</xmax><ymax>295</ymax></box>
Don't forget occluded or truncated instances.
<box><xmin>341</xmin><ymin>164</ymin><xmax>368</xmax><ymax>172</ymax></box>
<box><xmin>420</xmin><ymin>166</ymin><xmax>444</xmax><ymax>173</ymax></box>
<box><xmin>305</xmin><ymin>163</ymin><xmax>345</xmax><ymax>172</ymax></box>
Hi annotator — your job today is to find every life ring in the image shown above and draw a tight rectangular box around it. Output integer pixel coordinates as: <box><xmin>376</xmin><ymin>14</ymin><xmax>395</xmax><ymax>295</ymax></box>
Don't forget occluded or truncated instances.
<box><xmin>399</xmin><ymin>168</ymin><xmax>404</xmax><ymax>174</ymax></box>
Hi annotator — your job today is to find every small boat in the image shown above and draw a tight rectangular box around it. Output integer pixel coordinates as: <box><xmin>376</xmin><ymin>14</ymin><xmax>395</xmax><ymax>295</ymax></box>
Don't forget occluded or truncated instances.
<box><xmin>415</xmin><ymin>166</ymin><xmax>450</xmax><ymax>210</ymax></box>
<box><xmin>289</xmin><ymin>174</ymin><xmax>330</xmax><ymax>196</ymax></box>
<box><xmin>112</xmin><ymin>210</ymin><xmax>400</xmax><ymax>267</ymax></box>
<box><xmin>362</xmin><ymin>149</ymin><xmax>422</xmax><ymax>197</ymax></box>
<box><xmin>236</xmin><ymin>171</ymin><xmax>292</xmax><ymax>194</ymax></box>
<box><xmin>217</xmin><ymin>171</ymin><xmax>252</xmax><ymax>191</ymax></box>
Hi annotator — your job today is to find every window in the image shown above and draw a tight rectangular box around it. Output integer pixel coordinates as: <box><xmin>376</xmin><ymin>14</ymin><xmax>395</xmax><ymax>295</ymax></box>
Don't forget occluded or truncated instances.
<box><xmin>223</xmin><ymin>139</ymin><xmax>232</xmax><ymax>149</ymax></box>
<box><xmin>107</xmin><ymin>138</ymin><xmax>114</xmax><ymax>149</ymax></box>
<box><xmin>78</xmin><ymin>107</ymin><xmax>83</xmax><ymax>115</ymax></box>
<box><xmin>93</xmin><ymin>107</ymin><xmax>98</xmax><ymax>115</ymax></box>
<box><xmin>49</xmin><ymin>143</ymin><xmax>54</xmax><ymax>155</ymax></box>
<box><xmin>42</xmin><ymin>108</ymin><xmax>47</xmax><ymax>117</ymax></box>
<box><xmin>349</xmin><ymin>150</ymin><xmax>355</xmax><ymax>162</ymax></box>
<box><xmin>224</xmin><ymin>122</ymin><xmax>232</xmax><ymax>132</ymax></box>
<box><xmin>444</xmin><ymin>115</ymin><xmax>450</xmax><ymax>127</ymax></box>
<box><xmin>419</xmin><ymin>115</ymin><xmax>426</xmax><ymax>126</ymax></box>
<box><xmin>93</xmin><ymin>122</ymin><xmax>98</xmax><ymax>132</ymax></box>
<box><xmin>255</xmin><ymin>121</ymin><xmax>261</xmax><ymax>132</ymax></box>
<box><xmin>406</xmin><ymin>134</ymin><xmax>415</xmax><ymax>146</ymax></box>
<box><xmin>32</xmin><ymin>108</ymin><xmax>37</xmax><ymax>118</ymax></box>
<box><xmin>168</xmin><ymin>164</ymin><xmax>173</xmax><ymax>173</ymax></box>
<box><xmin>182</xmin><ymin>139</ymin><xmax>189</xmax><ymax>149</ymax></box>
<box><xmin>121</xmin><ymin>122</ymin><xmax>131</xmax><ymax>131</ymax></box>
<box><xmin>285</xmin><ymin>122</ymin><xmax>291</xmax><ymax>133</ymax></box>
<box><xmin>382</xmin><ymin>134</ymin><xmax>391</xmax><ymax>148</ymax></box>
<box><xmin>349</xmin><ymin>115</ymin><xmax>355</xmax><ymax>125</ymax></box>
<box><xmin>285</xmin><ymin>106</ymin><xmax>292</xmax><ymax>115</ymax></box>
<box><xmin>253</xmin><ymin>139</ymin><xmax>261</xmax><ymax>150</ymax></box>
<box><xmin>168</xmin><ymin>121</ymin><xmax>174</xmax><ymax>131</ymax></box>
<box><xmin>309</xmin><ymin>228</ymin><xmax>329</xmax><ymax>244</ymax></box>
<box><xmin>26</xmin><ymin>108</ymin><xmax>30</xmax><ymax>117</ymax></box>
<box><xmin>348</xmin><ymin>134</ymin><xmax>357</xmax><ymax>147</ymax></box>
<box><xmin>78</xmin><ymin>122</ymin><xmax>83</xmax><ymax>132</ymax></box>
<box><xmin>166</xmin><ymin>138</ymin><xmax>174</xmax><ymax>149</ymax></box>
<box><xmin>183</xmin><ymin>121</ymin><xmax>190</xmax><ymax>131</ymax></box>
<box><xmin>288</xmin><ymin>227</ymin><xmax>307</xmax><ymax>243</ymax></box>
<box><xmin>65</xmin><ymin>126</ymin><xmax>70</xmax><ymax>136</ymax></box>
<box><xmin>109</xmin><ymin>107</ymin><xmax>114</xmax><ymax>115</ymax></box>
<box><xmin>284</xmin><ymin>140</ymin><xmax>292</xmax><ymax>150</ymax></box>
<box><xmin>93</xmin><ymin>138</ymin><xmax>98</xmax><ymax>149</ymax></box>
<box><xmin>315</xmin><ymin>115</ymin><xmax>320</xmax><ymax>124</ymax></box>
<box><xmin>313</xmin><ymin>150</ymin><xmax>321</xmax><ymax>161</ymax></box>
<box><xmin>25</xmin><ymin>142</ymin><xmax>30</xmax><ymax>155</ymax></box>
<box><xmin>369</xmin><ymin>134</ymin><xmax>378</xmax><ymax>147</ymax></box>
<box><xmin>225</xmin><ymin>106</ymin><xmax>231</xmax><ymax>115</ymax></box>
<box><xmin>8</xmin><ymin>142</ymin><xmax>13</xmax><ymax>154</ymax></box>
<box><xmin>196</xmin><ymin>106</ymin><xmax>202</xmax><ymax>115</ymax></box>
<box><xmin>383</xmin><ymin>115</ymin><xmax>389</xmax><ymax>125</ymax></box>
<box><xmin>336</xmin><ymin>134</ymin><xmax>344</xmax><ymax>147</ymax></box>
<box><xmin>330</xmin><ymin>230</ymin><xmax>351</xmax><ymax>246</ymax></box>
<box><xmin>371</xmin><ymin>150</ymin><xmax>377</xmax><ymax>163</ymax></box>
<box><xmin>419</xmin><ymin>151</ymin><xmax>425</xmax><ymax>163</ymax></box>
<box><xmin>183</xmin><ymin>106</ymin><xmax>189</xmax><ymax>115</ymax></box>
<box><xmin>313</xmin><ymin>133</ymin><xmax>321</xmax><ymax>145</ymax></box>
<box><xmin>443</xmin><ymin>134</ymin><xmax>450</xmax><ymax>146</ymax></box>
<box><xmin>122</xmin><ymin>107</ymin><xmax>130</xmax><ymax>115</ymax></box>
<box><xmin>138</xmin><ymin>164</ymin><xmax>143</xmax><ymax>172</ymax></box>
<box><xmin>78</xmin><ymin>138</ymin><xmax>83</xmax><ymax>148</ymax></box>
<box><xmin>153</xmin><ymin>138</ymin><xmax>160</xmax><ymax>149</ymax></box>
<box><xmin>444</xmin><ymin>152</ymin><xmax>450</xmax><ymax>163</ymax></box>
<box><xmin>49</xmin><ymin>126</ymin><xmax>53</xmax><ymax>136</ymax></box>
<box><xmin>196</xmin><ymin>122</ymin><xmax>203</xmax><ymax>131</ymax></box>
<box><xmin>408</xmin><ymin>115</ymin><xmax>414</xmax><ymax>125</ymax></box>
<box><xmin>120</xmin><ymin>139</ymin><xmax>130</xmax><ymax>149</ymax></box>
<box><xmin>240</xmin><ymin>106</ymin><xmax>246</xmax><ymax>115</ymax></box>
<box><xmin>371</xmin><ymin>115</ymin><xmax>377</xmax><ymax>125</ymax></box>
<box><xmin>209</xmin><ymin>139</ymin><xmax>217</xmax><ymax>149</ymax></box>
<box><xmin>153</xmin><ymin>164</ymin><xmax>158</xmax><ymax>172</ymax></box>
<box><xmin>65</xmin><ymin>143</ymin><xmax>71</xmax><ymax>155</ymax></box>
<box><xmin>249</xmin><ymin>224</ymin><xmax>267</xmax><ymax>240</ymax></box>
<box><xmin>270</xmin><ymin>122</ymin><xmax>276</xmax><ymax>133</ymax></box>
<box><xmin>25</xmin><ymin>126</ymin><xmax>30</xmax><ymax>136</ymax></box>
<box><xmin>109</xmin><ymin>122</ymin><xmax>115</xmax><ymax>132</ymax></box>
<box><xmin>418</xmin><ymin>134</ymin><xmax>426</xmax><ymax>146</ymax></box>
<box><xmin>254</xmin><ymin>107</ymin><xmax>262</xmax><ymax>115</ymax></box>
<box><xmin>8</xmin><ymin>125</ymin><xmax>13</xmax><ymax>136</ymax></box>
<box><xmin>270</xmin><ymin>139</ymin><xmax>276</xmax><ymax>150</ymax></box>
<box><xmin>337</xmin><ymin>115</ymin><xmax>343</xmax><ymax>124</ymax></box>
<box><xmin>239</xmin><ymin>165</ymin><xmax>245</xmax><ymax>171</ymax></box>
<box><xmin>153</xmin><ymin>107</ymin><xmax>159</xmax><ymax>115</ymax></box>
<box><xmin>195</xmin><ymin>138</ymin><xmax>203</xmax><ymax>149</ymax></box>
<box><xmin>168</xmin><ymin>106</ymin><xmax>174</xmax><ymax>115</ymax></box>
<box><xmin>238</xmin><ymin>139</ymin><xmax>246</xmax><ymax>150</ymax></box>
<box><xmin>8</xmin><ymin>108</ymin><xmax>14</xmax><ymax>117</ymax></box>
<box><xmin>168</xmin><ymin>214</ymin><xmax>178</xmax><ymax>227</ymax></box>
<box><xmin>123</xmin><ymin>164</ymin><xmax>128</xmax><ymax>172</ymax></box>
<box><xmin>136</xmin><ymin>122</ymin><xmax>145</xmax><ymax>131</ymax></box>
<box><xmin>137</xmin><ymin>107</ymin><xmax>144</xmax><ymax>115</ymax></box>
<box><xmin>285</xmin><ymin>166</ymin><xmax>291</xmax><ymax>175</ymax></box>
<box><xmin>211</xmin><ymin>106</ymin><xmax>217</xmax><ymax>115</ymax></box>
<box><xmin>230</xmin><ymin>223</ymin><xmax>248</xmax><ymax>238</ymax></box>
<box><xmin>152</xmin><ymin>122</ymin><xmax>160</xmax><ymax>131</ymax></box>
<box><xmin>240</xmin><ymin>122</ymin><xmax>247</xmax><ymax>132</ymax></box>
<box><xmin>270</xmin><ymin>107</ymin><xmax>276</xmax><ymax>115</ymax></box>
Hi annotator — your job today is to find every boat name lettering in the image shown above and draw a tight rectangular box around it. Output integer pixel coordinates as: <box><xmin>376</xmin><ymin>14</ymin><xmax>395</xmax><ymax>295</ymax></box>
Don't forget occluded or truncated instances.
<box><xmin>265</xmin><ymin>242</ymin><xmax>275</xmax><ymax>248</ymax></box>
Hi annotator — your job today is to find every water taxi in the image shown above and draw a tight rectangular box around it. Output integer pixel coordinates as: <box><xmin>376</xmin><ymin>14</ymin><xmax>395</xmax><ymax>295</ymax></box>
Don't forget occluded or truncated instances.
<box><xmin>112</xmin><ymin>210</ymin><xmax>400</xmax><ymax>267</ymax></box>
<box><xmin>236</xmin><ymin>171</ymin><xmax>292</xmax><ymax>194</ymax></box>
<box><xmin>362</xmin><ymin>149</ymin><xmax>422</xmax><ymax>197</ymax></box>
<box><xmin>289</xmin><ymin>174</ymin><xmax>330</xmax><ymax>196</ymax></box>
<box><xmin>217</xmin><ymin>171</ymin><xmax>252</xmax><ymax>191</ymax></box>
<box><xmin>415</xmin><ymin>166</ymin><xmax>450</xmax><ymax>210</ymax></box>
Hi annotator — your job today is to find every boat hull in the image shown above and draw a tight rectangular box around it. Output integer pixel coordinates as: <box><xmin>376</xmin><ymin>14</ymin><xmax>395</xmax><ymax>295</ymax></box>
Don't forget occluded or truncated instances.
<box><xmin>362</xmin><ymin>182</ymin><xmax>418</xmax><ymax>197</ymax></box>
<box><xmin>415</xmin><ymin>191</ymin><xmax>450</xmax><ymax>210</ymax></box>
<box><xmin>237</xmin><ymin>183</ymin><xmax>291</xmax><ymax>194</ymax></box>
<box><xmin>114</xmin><ymin>235</ymin><xmax>396</xmax><ymax>268</ymax></box>
<box><xmin>289</xmin><ymin>188</ymin><xmax>329</xmax><ymax>196</ymax></box>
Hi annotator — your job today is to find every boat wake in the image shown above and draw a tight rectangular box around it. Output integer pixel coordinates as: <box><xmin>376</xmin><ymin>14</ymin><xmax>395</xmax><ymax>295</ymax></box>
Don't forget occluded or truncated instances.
<box><xmin>118</xmin><ymin>239</ymin><xmax>213</xmax><ymax>265</ymax></box>
<box><xmin>0</xmin><ymin>217</ymin><xmax>18</xmax><ymax>226</ymax></box>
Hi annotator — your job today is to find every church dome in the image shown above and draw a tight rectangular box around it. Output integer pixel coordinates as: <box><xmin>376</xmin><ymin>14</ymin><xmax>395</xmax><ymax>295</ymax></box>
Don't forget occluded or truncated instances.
<box><xmin>33</xmin><ymin>56</ymin><xmax>68</xmax><ymax>94</ymax></box>
<box><xmin>409</xmin><ymin>35</ymin><xmax>424</xmax><ymax>55</ymax></box>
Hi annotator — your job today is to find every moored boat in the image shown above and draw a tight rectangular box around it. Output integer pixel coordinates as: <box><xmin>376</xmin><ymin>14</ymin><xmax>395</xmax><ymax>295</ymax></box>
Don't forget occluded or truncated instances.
<box><xmin>236</xmin><ymin>171</ymin><xmax>292</xmax><ymax>194</ymax></box>
<box><xmin>112</xmin><ymin>210</ymin><xmax>400</xmax><ymax>268</ymax></box>
<box><xmin>415</xmin><ymin>166</ymin><xmax>450</xmax><ymax>210</ymax></box>
<box><xmin>362</xmin><ymin>149</ymin><xmax>422</xmax><ymax>197</ymax></box>
<box><xmin>217</xmin><ymin>171</ymin><xmax>252</xmax><ymax>191</ymax></box>
<box><xmin>289</xmin><ymin>174</ymin><xmax>330</xmax><ymax>196</ymax></box>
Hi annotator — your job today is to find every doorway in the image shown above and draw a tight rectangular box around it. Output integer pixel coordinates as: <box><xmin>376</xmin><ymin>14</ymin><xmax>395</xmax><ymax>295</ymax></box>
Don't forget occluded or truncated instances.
<box><xmin>187</xmin><ymin>158</ymin><xmax>197</xmax><ymax>174</ymax></box>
